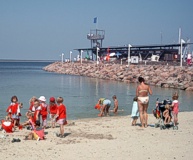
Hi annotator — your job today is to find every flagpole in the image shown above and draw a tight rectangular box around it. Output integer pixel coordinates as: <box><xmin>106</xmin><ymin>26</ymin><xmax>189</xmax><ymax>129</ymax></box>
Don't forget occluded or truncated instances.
<box><xmin>180</xmin><ymin>39</ymin><xmax>182</xmax><ymax>67</ymax></box>
<box><xmin>178</xmin><ymin>28</ymin><xmax>181</xmax><ymax>56</ymax></box>
<box><xmin>96</xmin><ymin>17</ymin><xmax>98</xmax><ymax>30</ymax></box>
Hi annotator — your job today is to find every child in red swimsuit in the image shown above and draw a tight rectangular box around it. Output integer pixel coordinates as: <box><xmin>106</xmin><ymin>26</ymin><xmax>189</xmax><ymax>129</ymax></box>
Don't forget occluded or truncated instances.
<box><xmin>38</xmin><ymin>96</ymin><xmax>48</xmax><ymax>129</ymax></box>
<box><xmin>33</xmin><ymin>99</ymin><xmax>41</xmax><ymax>123</ymax></box>
<box><xmin>28</xmin><ymin>96</ymin><xmax>37</xmax><ymax>112</ymax></box>
<box><xmin>1</xmin><ymin>116</ymin><xmax>14</xmax><ymax>133</ymax></box>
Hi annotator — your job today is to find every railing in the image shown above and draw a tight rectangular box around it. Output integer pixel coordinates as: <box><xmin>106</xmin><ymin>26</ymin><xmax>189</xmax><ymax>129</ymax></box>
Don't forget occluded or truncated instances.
<box><xmin>87</xmin><ymin>34</ymin><xmax>105</xmax><ymax>40</ymax></box>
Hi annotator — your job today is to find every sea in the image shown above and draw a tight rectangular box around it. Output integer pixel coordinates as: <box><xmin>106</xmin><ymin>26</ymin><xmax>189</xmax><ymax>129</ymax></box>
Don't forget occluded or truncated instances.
<box><xmin>0</xmin><ymin>61</ymin><xmax>193</xmax><ymax>122</ymax></box>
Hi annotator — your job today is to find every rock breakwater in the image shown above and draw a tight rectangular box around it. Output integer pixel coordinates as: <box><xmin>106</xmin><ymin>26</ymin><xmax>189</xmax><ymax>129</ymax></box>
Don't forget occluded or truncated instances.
<box><xmin>43</xmin><ymin>62</ymin><xmax>193</xmax><ymax>91</ymax></box>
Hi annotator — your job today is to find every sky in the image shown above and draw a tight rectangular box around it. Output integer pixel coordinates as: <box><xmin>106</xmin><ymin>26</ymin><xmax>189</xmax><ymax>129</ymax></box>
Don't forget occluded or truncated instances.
<box><xmin>0</xmin><ymin>0</ymin><xmax>193</xmax><ymax>60</ymax></box>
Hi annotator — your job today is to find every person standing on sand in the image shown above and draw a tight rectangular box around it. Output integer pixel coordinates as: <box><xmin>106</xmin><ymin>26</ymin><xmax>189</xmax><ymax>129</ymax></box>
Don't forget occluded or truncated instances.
<box><xmin>28</xmin><ymin>96</ymin><xmax>37</xmax><ymax>112</ymax></box>
<box><xmin>171</xmin><ymin>93</ymin><xmax>179</xmax><ymax>127</ymax></box>
<box><xmin>131</xmin><ymin>97</ymin><xmax>139</xmax><ymax>126</ymax></box>
<box><xmin>55</xmin><ymin>97</ymin><xmax>67</xmax><ymax>138</ymax></box>
<box><xmin>48</xmin><ymin>97</ymin><xmax>57</xmax><ymax>128</ymax></box>
<box><xmin>6</xmin><ymin>95</ymin><xmax>20</xmax><ymax>128</ymax></box>
<box><xmin>33</xmin><ymin>99</ymin><xmax>41</xmax><ymax>123</ymax></box>
<box><xmin>39</xmin><ymin>96</ymin><xmax>48</xmax><ymax>129</ymax></box>
<box><xmin>136</xmin><ymin>77</ymin><xmax>152</xmax><ymax>128</ymax></box>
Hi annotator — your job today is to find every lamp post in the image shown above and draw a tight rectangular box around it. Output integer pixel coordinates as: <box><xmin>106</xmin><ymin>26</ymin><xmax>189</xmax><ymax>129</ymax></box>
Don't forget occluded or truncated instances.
<box><xmin>80</xmin><ymin>50</ymin><xmax>83</xmax><ymax>64</ymax></box>
<box><xmin>180</xmin><ymin>39</ymin><xmax>185</xmax><ymax>67</ymax></box>
<box><xmin>61</xmin><ymin>53</ymin><xmax>64</xmax><ymax>63</ymax></box>
<box><xmin>128</xmin><ymin>44</ymin><xmax>132</xmax><ymax>66</ymax></box>
<box><xmin>70</xmin><ymin>51</ymin><xmax>72</xmax><ymax>62</ymax></box>
<box><xmin>96</xmin><ymin>47</ymin><xmax>100</xmax><ymax>65</ymax></box>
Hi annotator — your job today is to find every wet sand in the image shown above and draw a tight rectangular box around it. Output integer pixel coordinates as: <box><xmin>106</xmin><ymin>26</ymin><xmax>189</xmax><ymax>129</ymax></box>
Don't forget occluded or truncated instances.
<box><xmin>0</xmin><ymin>112</ymin><xmax>193</xmax><ymax>160</ymax></box>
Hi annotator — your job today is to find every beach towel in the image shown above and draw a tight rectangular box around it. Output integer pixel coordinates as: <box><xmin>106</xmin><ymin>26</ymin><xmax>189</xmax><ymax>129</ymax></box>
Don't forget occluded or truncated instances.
<box><xmin>131</xmin><ymin>101</ymin><xmax>139</xmax><ymax>117</ymax></box>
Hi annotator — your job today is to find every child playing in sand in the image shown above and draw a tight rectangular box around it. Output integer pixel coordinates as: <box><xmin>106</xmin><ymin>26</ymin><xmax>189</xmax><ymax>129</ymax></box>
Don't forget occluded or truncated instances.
<box><xmin>54</xmin><ymin>97</ymin><xmax>67</xmax><ymax>138</ymax></box>
<box><xmin>1</xmin><ymin>116</ymin><xmax>14</xmax><ymax>133</ymax></box>
<box><xmin>39</xmin><ymin>96</ymin><xmax>48</xmax><ymax>129</ymax></box>
<box><xmin>131</xmin><ymin>97</ymin><xmax>139</xmax><ymax>126</ymax></box>
<box><xmin>48</xmin><ymin>97</ymin><xmax>57</xmax><ymax>128</ymax></box>
<box><xmin>171</xmin><ymin>93</ymin><xmax>179</xmax><ymax>126</ymax></box>
<box><xmin>163</xmin><ymin>104</ymin><xmax>171</xmax><ymax>124</ymax></box>
<box><xmin>22</xmin><ymin>111</ymin><xmax>35</xmax><ymax>130</ymax></box>
<box><xmin>112</xmin><ymin>95</ymin><xmax>118</xmax><ymax>114</ymax></box>
<box><xmin>24</xmin><ymin>120</ymin><xmax>45</xmax><ymax>141</ymax></box>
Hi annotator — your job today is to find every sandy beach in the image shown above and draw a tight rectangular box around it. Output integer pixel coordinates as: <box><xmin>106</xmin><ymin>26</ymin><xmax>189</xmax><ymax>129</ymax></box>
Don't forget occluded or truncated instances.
<box><xmin>0</xmin><ymin>112</ymin><xmax>193</xmax><ymax>160</ymax></box>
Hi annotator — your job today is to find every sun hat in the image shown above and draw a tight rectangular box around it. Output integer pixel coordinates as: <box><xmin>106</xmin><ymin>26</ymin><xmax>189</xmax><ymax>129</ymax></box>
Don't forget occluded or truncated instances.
<box><xmin>49</xmin><ymin>97</ymin><xmax>55</xmax><ymax>102</ymax></box>
<box><xmin>38</xmin><ymin>96</ymin><xmax>46</xmax><ymax>102</ymax></box>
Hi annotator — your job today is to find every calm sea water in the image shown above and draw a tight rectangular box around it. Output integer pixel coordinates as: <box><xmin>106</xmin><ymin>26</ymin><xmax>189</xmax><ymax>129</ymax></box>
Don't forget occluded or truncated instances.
<box><xmin>0</xmin><ymin>62</ymin><xmax>193</xmax><ymax>122</ymax></box>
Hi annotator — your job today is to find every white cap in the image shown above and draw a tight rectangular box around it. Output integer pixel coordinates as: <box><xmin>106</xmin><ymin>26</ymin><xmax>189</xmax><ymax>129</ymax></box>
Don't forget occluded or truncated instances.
<box><xmin>38</xmin><ymin>96</ymin><xmax>46</xmax><ymax>102</ymax></box>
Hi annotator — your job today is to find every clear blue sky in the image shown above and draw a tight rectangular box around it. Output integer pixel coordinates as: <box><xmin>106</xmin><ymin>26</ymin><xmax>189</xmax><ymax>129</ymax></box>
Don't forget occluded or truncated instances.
<box><xmin>0</xmin><ymin>0</ymin><xmax>193</xmax><ymax>60</ymax></box>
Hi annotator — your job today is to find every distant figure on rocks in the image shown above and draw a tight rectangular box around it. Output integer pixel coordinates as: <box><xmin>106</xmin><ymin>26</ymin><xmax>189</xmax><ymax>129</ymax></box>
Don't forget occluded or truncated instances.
<box><xmin>136</xmin><ymin>77</ymin><xmax>152</xmax><ymax>128</ymax></box>
<box><xmin>187</xmin><ymin>53</ymin><xmax>192</xmax><ymax>66</ymax></box>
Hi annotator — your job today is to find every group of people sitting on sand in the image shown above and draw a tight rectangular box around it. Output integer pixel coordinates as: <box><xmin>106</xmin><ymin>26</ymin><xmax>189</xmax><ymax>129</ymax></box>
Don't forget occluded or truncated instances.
<box><xmin>0</xmin><ymin>95</ymin><xmax>67</xmax><ymax>141</ymax></box>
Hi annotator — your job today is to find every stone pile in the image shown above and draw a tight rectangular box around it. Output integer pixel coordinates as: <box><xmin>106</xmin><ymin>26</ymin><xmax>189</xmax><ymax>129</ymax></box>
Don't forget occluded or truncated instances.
<box><xmin>43</xmin><ymin>62</ymin><xmax>193</xmax><ymax>91</ymax></box>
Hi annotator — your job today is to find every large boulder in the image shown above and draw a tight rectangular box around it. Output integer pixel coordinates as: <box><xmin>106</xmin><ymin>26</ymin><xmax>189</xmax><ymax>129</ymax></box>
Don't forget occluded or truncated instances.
<box><xmin>186</xmin><ymin>87</ymin><xmax>193</xmax><ymax>91</ymax></box>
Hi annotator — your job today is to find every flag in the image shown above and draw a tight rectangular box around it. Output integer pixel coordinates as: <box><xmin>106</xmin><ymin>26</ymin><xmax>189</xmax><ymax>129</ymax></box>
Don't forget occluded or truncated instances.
<box><xmin>94</xmin><ymin>17</ymin><xmax>97</xmax><ymax>23</ymax></box>
<box><xmin>181</xmin><ymin>39</ymin><xmax>185</xmax><ymax>44</ymax></box>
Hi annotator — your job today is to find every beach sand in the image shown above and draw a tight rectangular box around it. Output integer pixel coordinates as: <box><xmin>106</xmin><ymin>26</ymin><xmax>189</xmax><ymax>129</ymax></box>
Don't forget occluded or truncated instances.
<box><xmin>0</xmin><ymin>112</ymin><xmax>193</xmax><ymax>160</ymax></box>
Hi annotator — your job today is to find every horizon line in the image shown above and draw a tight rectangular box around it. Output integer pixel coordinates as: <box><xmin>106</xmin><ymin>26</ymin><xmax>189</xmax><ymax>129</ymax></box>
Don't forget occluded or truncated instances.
<box><xmin>0</xmin><ymin>59</ymin><xmax>57</xmax><ymax>62</ymax></box>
